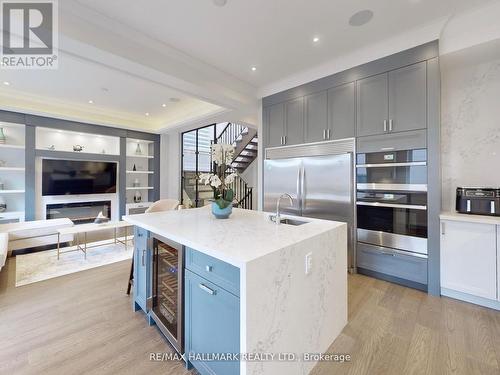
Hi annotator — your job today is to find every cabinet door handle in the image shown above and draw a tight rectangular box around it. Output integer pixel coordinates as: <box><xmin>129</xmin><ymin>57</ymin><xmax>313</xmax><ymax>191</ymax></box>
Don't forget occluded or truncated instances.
<box><xmin>323</xmin><ymin>129</ymin><xmax>326</xmax><ymax>140</ymax></box>
<box><xmin>199</xmin><ymin>283</ymin><xmax>216</xmax><ymax>295</ymax></box>
<box><xmin>389</xmin><ymin>119</ymin><xmax>393</xmax><ymax>132</ymax></box>
<box><xmin>327</xmin><ymin>129</ymin><xmax>330</xmax><ymax>139</ymax></box>
<box><xmin>383</xmin><ymin>120</ymin><xmax>388</xmax><ymax>132</ymax></box>
<box><xmin>137</xmin><ymin>233</ymin><xmax>143</xmax><ymax>237</ymax></box>
<box><xmin>206</xmin><ymin>265</ymin><xmax>213</xmax><ymax>272</ymax></box>
<box><xmin>142</xmin><ymin>250</ymin><xmax>146</xmax><ymax>266</ymax></box>
<box><xmin>280</xmin><ymin>136</ymin><xmax>283</xmax><ymax>145</ymax></box>
<box><xmin>283</xmin><ymin>135</ymin><xmax>287</xmax><ymax>145</ymax></box>
<box><xmin>441</xmin><ymin>222</ymin><xmax>445</xmax><ymax>235</ymax></box>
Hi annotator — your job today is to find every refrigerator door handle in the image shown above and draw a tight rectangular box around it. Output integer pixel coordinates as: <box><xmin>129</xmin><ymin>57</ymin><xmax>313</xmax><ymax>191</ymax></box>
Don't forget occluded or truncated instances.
<box><xmin>296</xmin><ymin>167</ymin><xmax>301</xmax><ymax>214</ymax></box>
<box><xmin>300</xmin><ymin>166</ymin><xmax>305</xmax><ymax>215</ymax></box>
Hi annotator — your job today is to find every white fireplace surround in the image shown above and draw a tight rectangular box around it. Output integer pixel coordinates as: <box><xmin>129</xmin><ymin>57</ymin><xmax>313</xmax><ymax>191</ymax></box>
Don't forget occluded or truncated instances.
<box><xmin>34</xmin><ymin>158</ymin><xmax>120</xmax><ymax>222</ymax></box>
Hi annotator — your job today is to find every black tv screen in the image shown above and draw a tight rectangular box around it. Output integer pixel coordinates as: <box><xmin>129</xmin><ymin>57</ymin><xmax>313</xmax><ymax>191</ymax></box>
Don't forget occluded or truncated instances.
<box><xmin>42</xmin><ymin>159</ymin><xmax>117</xmax><ymax>196</ymax></box>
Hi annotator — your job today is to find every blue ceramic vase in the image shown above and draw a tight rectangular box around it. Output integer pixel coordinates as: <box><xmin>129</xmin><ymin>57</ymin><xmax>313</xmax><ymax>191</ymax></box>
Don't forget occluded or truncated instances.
<box><xmin>211</xmin><ymin>201</ymin><xmax>232</xmax><ymax>219</ymax></box>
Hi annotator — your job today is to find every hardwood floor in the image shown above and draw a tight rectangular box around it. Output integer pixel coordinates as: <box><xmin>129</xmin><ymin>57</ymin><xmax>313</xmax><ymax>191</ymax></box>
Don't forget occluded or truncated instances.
<box><xmin>1</xmin><ymin>258</ymin><xmax>499</xmax><ymax>375</ymax></box>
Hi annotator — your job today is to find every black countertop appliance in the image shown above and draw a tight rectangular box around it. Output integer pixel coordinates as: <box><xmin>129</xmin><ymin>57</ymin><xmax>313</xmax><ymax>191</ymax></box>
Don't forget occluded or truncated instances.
<box><xmin>456</xmin><ymin>187</ymin><xmax>500</xmax><ymax>216</ymax></box>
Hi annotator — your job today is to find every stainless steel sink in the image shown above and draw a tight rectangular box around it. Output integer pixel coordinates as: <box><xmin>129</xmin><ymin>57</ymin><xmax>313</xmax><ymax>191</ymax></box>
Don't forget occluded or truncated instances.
<box><xmin>279</xmin><ymin>218</ymin><xmax>308</xmax><ymax>226</ymax></box>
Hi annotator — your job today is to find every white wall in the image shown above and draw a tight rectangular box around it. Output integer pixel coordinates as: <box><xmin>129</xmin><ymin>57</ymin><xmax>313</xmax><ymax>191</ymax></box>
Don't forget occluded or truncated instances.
<box><xmin>240</xmin><ymin>159</ymin><xmax>258</xmax><ymax>209</ymax></box>
<box><xmin>441</xmin><ymin>38</ymin><xmax>500</xmax><ymax>211</ymax></box>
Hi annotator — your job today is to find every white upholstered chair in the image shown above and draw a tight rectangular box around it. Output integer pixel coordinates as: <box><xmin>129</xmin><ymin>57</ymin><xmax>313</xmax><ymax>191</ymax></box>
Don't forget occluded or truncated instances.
<box><xmin>145</xmin><ymin>199</ymin><xmax>179</xmax><ymax>213</ymax></box>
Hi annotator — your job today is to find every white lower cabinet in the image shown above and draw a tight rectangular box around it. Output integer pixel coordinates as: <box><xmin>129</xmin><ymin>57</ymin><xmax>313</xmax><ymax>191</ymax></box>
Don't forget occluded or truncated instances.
<box><xmin>498</xmin><ymin>228</ymin><xmax>500</xmax><ymax>302</ymax></box>
<box><xmin>440</xmin><ymin>219</ymin><xmax>497</xmax><ymax>300</ymax></box>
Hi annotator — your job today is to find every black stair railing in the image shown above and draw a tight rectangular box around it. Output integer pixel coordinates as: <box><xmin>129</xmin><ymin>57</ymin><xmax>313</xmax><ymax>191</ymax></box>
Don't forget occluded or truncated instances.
<box><xmin>223</xmin><ymin>168</ymin><xmax>253</xmax><ymax>210</ymax></box>
<box><xmin>216</xmin><ymin>122</ymin><xmax>247</xmax><ymax>146</ymax></box>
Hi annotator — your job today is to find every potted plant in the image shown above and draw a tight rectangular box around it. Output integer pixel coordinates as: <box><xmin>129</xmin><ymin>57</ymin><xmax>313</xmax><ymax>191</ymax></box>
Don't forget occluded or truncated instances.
<box><xmin>199</xmin><ymin>143</ymin><xmax>238</xmax><ymax>219</ymax></box>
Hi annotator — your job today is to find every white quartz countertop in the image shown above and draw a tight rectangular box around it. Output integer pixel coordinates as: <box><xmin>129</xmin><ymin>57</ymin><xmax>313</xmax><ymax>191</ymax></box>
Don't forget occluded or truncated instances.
<box><xmin>440</xmin><ymin>211</ymin><xmax>500</xmax><ymax>225</ymax></box>
<box><xmin>123</xmin><ymin>207</ymin><xmax>345</xmax><ymax>267</ymax></box>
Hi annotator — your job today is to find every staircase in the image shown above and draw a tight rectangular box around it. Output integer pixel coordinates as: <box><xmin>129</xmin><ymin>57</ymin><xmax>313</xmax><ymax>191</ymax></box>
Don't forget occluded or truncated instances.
<box><xmin>182</xmin><ymin>171</ymin><xmax>214</xmax><ymax>208</ymax></box>
<box><xmin>216</xmin><ymin>123</ymin><xmax>258</xmax><ymax>210</ymax></box>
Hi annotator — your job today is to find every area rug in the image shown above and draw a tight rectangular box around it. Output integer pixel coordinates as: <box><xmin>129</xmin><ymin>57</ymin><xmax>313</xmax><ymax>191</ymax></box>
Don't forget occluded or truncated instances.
<box><xmin>15</xmin><ymin>238</ymin><xmax>133</xmax><ymax>287</ymax></box>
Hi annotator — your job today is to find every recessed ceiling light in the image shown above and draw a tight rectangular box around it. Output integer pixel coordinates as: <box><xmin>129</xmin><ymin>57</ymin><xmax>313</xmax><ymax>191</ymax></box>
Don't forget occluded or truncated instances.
<box><xmin>251</xmin><ymin>66</ymin><xmax>257</xmax><ymax>71</ymax></box>
<box><xmin>161</xmin><ymin>103</ymin><xmax>167</xmax><ymax>107</ymax></box>
<box><xmin>349</xmin><ymin>9</ymin><xmax>374</xmax><ymax>27</ymax></box>
<box><xmin>313</xmin><ymin>37</ymin><xmax>320</xmax><ymax>43</ymax></box>
<box><xmin>213</xmin><ymin>0</ymin><xmax>227</xmax><ymax>6</ymax></box>
<box><xmin>3</xmin><ymin>81</ymin><xmax>10</xmax><ymax>86</ymax></box>
<box><xmin>169</xmin><ymin>97</ymin><xmax>180</xmax><ymax>103</ymax></box>
<box><xmin>88</xmin><ymin>100</ymin><xmax>94</xmax><ymax>104</ymax></box>
<box><xmin>145</xmin><ymin>112</ymin><xmax>150</xmax><ymax>116</ymax></box>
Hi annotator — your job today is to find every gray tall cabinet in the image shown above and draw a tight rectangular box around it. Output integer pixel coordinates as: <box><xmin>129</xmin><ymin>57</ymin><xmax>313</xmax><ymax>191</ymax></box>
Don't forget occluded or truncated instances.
<box><xmin>262</xmin><ymin>41</ymin><xmax>441</xmax><ymax>295</ymax></box>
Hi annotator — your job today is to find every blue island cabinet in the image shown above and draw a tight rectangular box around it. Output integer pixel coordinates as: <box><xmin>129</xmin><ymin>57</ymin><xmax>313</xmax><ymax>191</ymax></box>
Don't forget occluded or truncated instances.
<box><xmin>185</xmin><ymin>248</ymin><xmax>240</xmax><ymax>375</ymax></box>
<box><xmin>133</xmin><ymin>226</ymin><xmax>151</xmax><ymax>313</ymax></box>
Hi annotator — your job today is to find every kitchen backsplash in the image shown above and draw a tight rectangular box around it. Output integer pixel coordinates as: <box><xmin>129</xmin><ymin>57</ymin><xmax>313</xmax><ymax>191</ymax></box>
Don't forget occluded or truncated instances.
<box><xmin>441</xmin><ymin>39</ymin><xmax>500</xmax><ymax>212</ymax></box>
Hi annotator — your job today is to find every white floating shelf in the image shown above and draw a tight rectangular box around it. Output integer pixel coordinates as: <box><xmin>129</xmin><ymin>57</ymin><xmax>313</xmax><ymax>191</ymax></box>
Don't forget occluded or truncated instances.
<box><xmin>126</xmin><ymin>154</ymin><xmax>153</xmax><ymax>159</ymax></box>
<box><xmin>127</xmin><ymin>138</ymin><xmax>154</xmax><ymax>144</ymax></box>
<box><xmin>0</xmin><ymin>189</ymin><xmax>25</xmax><ymax>193</ymax></box>
<box><xmin>126</xmin><ymin>170</ymin><xmax>154</xmax><ymax>174</ymax></box>
<box><xmin>0</xmin><ymin>144</ymin><xmax>25</xmax><ymax>150</ymax></box>
<box><xmin>0</xmin><ymin>211</ymin><xmax>24</xmax><ymax>217</ymax></box>
<box><xmin>126</xmin><ymin>186</ymin><xmax>154</xmax><ymax>190</ymax></box>
<box><xmin>0</xmin><ymin>167</ymin><xmax>25</xmax><ymax>171</ymax></box>
<box><xmin>35</xmin><ymin>148</ymin><xmax>120</xmax><ymax>157</ymax></box>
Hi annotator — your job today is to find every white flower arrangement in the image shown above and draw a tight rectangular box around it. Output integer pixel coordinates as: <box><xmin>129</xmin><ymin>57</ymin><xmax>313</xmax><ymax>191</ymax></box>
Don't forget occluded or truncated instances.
<box><xmin>199</xmin><ymin>143</ymin><xmax>238</xmax><ymax>209</ymax></box>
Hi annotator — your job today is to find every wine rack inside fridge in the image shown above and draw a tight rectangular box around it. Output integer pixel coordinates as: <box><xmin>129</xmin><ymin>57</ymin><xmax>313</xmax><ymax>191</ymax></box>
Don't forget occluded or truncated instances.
<box><xmin>151</xmin><ymin>235</ymin><xmax>184</xmax><ymax>353</ymax></box>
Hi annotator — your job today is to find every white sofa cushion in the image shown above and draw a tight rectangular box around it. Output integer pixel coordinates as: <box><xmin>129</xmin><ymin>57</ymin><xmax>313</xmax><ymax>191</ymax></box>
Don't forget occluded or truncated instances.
<box><xmin>0</xmin><ymin>232</ymin><xmax>8</xmax><ymax>270</ymax></box>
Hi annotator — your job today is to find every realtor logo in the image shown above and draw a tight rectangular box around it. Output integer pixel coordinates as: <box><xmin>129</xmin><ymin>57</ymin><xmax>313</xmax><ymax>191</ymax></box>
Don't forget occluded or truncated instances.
<box><xmin>1</xmin><ymin>0</ymin><xmax>58</xmax><ymax>69</ymax></box>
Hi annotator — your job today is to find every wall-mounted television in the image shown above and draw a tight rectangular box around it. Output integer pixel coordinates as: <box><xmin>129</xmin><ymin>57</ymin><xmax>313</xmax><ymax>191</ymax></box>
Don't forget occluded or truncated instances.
<box><xmin>42</xmin><ymin>159</ymin><xmax>117</xmax><ymax>196</ymax></box>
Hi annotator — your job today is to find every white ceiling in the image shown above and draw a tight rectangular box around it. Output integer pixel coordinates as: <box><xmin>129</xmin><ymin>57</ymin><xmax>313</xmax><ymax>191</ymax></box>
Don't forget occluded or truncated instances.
<box><xmin>0</xmin><ymin>52</ymin><xmax>223</xmax><ymax>132</ymax></box>
<box><xmin>0</xmin><ymin>0</ymin><xmax>495</xmax><ymax>132</ymax></box>
<box><xmin>76</xmin><ymin>0</ymin><xmax>492</xmax><ymax>88</ymax></box>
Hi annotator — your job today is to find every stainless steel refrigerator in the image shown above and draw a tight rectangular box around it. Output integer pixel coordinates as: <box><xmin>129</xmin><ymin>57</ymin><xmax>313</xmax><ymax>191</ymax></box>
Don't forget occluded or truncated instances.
<box><xmin>264</xmin><ymin>141</ymin><xmax>355</xmax><ymax>270</ymax></box>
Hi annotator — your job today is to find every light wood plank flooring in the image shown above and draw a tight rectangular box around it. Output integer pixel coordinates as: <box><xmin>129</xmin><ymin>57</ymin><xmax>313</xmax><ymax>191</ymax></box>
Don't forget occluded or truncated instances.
<box><xmin>1</xmin><ymin>258</ymin><xmax>499</xmax><ymax>375</ymax></box>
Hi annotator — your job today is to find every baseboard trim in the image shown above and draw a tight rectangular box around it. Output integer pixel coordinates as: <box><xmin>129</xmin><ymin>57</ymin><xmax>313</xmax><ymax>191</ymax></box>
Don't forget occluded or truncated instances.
<box><xmin>357</xmin><ymin>267</ymin><xmax>428</xmax><ymax>292</ymax></box>
<box><xmin>441</xmin><ymin>288</ymin><xmax>500</xmax><ymax>311</ymax></box>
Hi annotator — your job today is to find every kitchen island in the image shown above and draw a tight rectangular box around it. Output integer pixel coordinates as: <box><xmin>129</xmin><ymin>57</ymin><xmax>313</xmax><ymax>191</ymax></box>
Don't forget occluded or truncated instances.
<box><xmin>123</xmin><ymin>207</ymin><xmax>347</xmax><ymax>375</ymax></box>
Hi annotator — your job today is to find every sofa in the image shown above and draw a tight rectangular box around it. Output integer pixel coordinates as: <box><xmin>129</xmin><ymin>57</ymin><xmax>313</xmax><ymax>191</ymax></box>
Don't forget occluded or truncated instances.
<box><xmin>0</xmin><ymin>218</ymin><xmax>74</xmax><ymax>271</ymax></box>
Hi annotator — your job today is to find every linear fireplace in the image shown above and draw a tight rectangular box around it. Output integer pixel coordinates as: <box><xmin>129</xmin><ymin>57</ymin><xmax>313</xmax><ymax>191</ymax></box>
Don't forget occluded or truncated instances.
<box><xmin>46</xmin><ymin>201</ymin><xmax>111</xmax><ymax>224</ymax></box>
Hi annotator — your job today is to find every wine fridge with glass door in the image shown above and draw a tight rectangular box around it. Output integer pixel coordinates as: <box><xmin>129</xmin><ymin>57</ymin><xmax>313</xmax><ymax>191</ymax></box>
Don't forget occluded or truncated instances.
<box><xmin>149</xmin><ymin>234</ymin><xmax>184</xmax><ymax>354</ymax></box>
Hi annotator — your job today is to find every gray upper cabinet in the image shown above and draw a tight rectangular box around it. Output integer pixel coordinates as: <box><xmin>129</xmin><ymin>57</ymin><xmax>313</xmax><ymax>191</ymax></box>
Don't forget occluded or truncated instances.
<box><xmin>388</xmin><ymin>61</ymin><xmax>427</xmax><ymax>133</ymax></box>
<box><xmin>356</xmin><ymin>72</ymin><xmax>389</xmax><ymax>137</ymax></box>
<box><xmin>328</xmin><ymin>82</ymin><xmax>355</xmax><ymax>140</ymax></box>
<box><xmin>284</xmin><ymin>97</ymin><xmax>304</xmax><ymax>146</ymax></box>
<box><xmin>356</xmin><ymin>62</ymin><xmax>427</xmax><ymax>137</ymax></box>
<box><xmin>304</xmin><ymin>90</ymin><xmax>328</xmax><ymax>143</ymax></box>
<box><xmin>265</xmin><ymin>102</ymin><xmax>285</xmax><ymax>148</ymax></box>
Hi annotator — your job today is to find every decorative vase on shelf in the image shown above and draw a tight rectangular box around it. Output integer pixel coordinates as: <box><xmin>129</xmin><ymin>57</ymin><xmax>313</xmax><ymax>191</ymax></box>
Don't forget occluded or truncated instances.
<box><xmin>211</xmin><ymin>201</ymin><xmax>232</xmax><ymax>219</ymax></box>
<box><xmin>133</xmin><ymin>190</ymin><xmax>142</xmax><ymax>203</ymax></box>
<box><xmin>0</xmin><ymin>196</ymin><xmax>6</xmax><ymax>212</ymax></box>
<box><xmin>0</xmin><ymin>128</ymin><xmax>6</xmax><ymax>144</ymax></box>
<box><xmin>133</xmin><ymin>178</ymin><xmax>140</xmax><ymax>187</ymax></box>
<box><xmin>132</xmin><ymin>164</ymin><xmax>136</xmax><ymax>171</ymax></box>
<box><xmin>135</xmin><ymin>142</ymin><xmax>142</xmax><ymax>155</ymax></box>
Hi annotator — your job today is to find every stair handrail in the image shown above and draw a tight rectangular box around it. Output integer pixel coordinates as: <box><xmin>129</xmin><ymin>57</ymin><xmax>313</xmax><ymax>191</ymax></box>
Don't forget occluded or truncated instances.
<box><xmin>216</xmin><ymin>122</ymin><xmax>247</xmax><ymax>147</ymax></box>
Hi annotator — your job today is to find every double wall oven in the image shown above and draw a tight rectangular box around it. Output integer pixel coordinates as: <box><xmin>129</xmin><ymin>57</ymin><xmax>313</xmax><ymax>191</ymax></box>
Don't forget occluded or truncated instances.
<box><xmin>356</xmin><ymin>148</ymin><xmax>428</xmax><ymax>284</ymax></box>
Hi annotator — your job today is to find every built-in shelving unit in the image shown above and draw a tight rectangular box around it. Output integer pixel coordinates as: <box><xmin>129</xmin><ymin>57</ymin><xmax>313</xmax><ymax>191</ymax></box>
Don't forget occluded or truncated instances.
<box><xmin>35</xmin><ymin>127</ymin><xmax>120</xmax><ymax>156</ymax></box>
<box><xmin>126</xmin><ymin>138</ymin><xmax>156</xmax><ymax>205</ymax></box>
<box><xmin>0</xmin><ymin>122</ymin><xmax>26</xmax><ymax>223</ymax></box>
